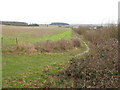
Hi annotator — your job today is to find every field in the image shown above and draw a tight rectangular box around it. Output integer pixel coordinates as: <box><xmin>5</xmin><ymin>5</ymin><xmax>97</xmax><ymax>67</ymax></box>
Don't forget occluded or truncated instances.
<box><xmin>2</xmin><ymin>25</ymin><xmax>87</xmax><ymax>88</ymax></box>
<box><xmin>2</xmin><ymin>26</ymin><xmax>72</xmax><ymax>48</ymax></box>
<box><xmin>2</xmin><ymin>25</ymin><xmax>119</xmax><ymax>88</ymax></box>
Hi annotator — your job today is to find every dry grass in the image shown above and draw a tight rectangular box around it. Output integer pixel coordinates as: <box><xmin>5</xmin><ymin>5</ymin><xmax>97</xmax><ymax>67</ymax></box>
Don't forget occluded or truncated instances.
<box><xmin>83</xmin><ymin>25</ymin><xmax>118</xmax><ymax>44</ymax></box>
<box><xmin>73</xmin><ymin>26</ymin><xmax>89</xmax><ymax>35</ymax></box>
<box><xmin>16</xmin><ymin>42</ymin><xmax>37</xmax><ymax>53</ymax></box>
<box><xmin>15</xmin><ymin>38</ymin><xmax>81</xmax><ymax>53</ymax></box>
<box><xmin>73</xmin><ymin>25</ymin><xmax>118</xmax><ymax>45</ymax></box>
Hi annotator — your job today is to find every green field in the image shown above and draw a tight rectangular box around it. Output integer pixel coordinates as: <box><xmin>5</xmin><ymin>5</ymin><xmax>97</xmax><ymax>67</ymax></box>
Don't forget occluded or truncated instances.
<box><xmin>3</xmin><ymin>28</ymin><xmax>72</xmax><ymax>47</ymax></box>
<box><xmin>2</xmin><ymin>26</ymin><xmax>72</xmax><ymax>47</ymax></box>
<box><xmin>2</xmin><ymin>25</ymin><xmax>87</xmax><ymax>88</ymax></box>
<box><xmin>3</xmin><ymin>47</ymin><xmax>87</xmax><ymax>88</ymax></box>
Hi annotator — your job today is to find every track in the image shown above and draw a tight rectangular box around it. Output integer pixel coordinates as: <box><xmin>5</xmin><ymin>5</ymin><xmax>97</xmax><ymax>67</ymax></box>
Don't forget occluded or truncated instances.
<box><xmin>75</xmin><ymin>38</ymin><xmax>90</xmax><ymax>56</ymax></box>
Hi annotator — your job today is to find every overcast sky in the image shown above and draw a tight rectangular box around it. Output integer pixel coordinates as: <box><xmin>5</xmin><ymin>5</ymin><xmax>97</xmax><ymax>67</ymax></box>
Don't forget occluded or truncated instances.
<box><xmin>0</xmin><ymin>0</ymin><xmax>119</xmax><ymax>24</ymax></box>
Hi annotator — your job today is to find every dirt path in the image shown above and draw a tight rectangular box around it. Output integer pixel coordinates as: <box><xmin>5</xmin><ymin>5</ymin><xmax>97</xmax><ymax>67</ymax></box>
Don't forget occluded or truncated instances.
<box><xmin>75</xmin><ymin>38</ymin><xmax>89</xmax><ymax>56</ymax></box>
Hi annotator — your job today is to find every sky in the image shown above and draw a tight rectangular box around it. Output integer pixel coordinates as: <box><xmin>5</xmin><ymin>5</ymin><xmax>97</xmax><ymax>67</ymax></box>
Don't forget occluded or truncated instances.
<box><xmin>0</xmin><ymin>0</ymin><xmax>119</xmax><ymax>24</ymax></box>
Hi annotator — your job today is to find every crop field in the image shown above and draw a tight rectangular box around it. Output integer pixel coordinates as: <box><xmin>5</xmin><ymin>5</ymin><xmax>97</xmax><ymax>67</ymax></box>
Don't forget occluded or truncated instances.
<box><xmin>2</xmin><ymin>26</ymin><xmax>72</xmax><ymax>48</ymax></box>
<box><xmin>2</xmin><ymin>25</ymin><xmax>87</xmax><ymax>88</ymax></box>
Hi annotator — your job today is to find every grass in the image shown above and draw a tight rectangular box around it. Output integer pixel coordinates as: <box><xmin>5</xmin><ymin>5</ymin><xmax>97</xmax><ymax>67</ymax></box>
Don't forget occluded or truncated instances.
<box><xmin>20</xmin><ymin>28</ymin><xmax>72</xmax><ymax>42</ymax></box>
<box><xmin>2</xmin><ymin>25</ymin><xmax>88</xmax><ymax>88</ymax></box>
<box><xmin>2</xmin><ymin>27</ymin><xmax>72</xmax><ymax>48</ymax></box>
<box><xmin>2</xmin><ymin>42</ymin><xmax>87</xmax><ymax>88</ymax></box>
<box><xmin>27</xmin><ymin>25</ymin><xmax>118</xmax><ymax>88</ymax></box>
<box><xmin>2</xmin><ymin>54</ymin><xmax>68</xmax><ymax>87</ymax></box>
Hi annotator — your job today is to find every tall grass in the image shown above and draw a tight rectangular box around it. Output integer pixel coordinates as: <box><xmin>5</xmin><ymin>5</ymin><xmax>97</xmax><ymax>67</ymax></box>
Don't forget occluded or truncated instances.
<box><xmin>83</xmin><ymin>25</ymin><xmax>118</xmax><ymax>44</ymax></box>
<box><xmin>15</xmin><ymin>38</ymin><xmax>81</xmax><ymax>53</ymax></box>
<box><xmin>73</xmin><ymin>26</ymin><xmax>89</xmax><ymax>35</ymax></box>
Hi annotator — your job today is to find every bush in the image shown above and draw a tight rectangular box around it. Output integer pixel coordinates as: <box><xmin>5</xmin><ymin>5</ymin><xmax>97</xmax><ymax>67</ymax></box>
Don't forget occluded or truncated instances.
<box><xmin>83</xmin><ymin>24</ymin><xmax>118</xmax><ymax>44</ymax></box>
<box><xmin>16</xmin><ymin>42</ymin><xmax>37</xmax><ymax>53</ymax></box>
<box><xmin>42</xmin><ymin>34</ymin><xmax>118</xmax><ymax>88</ymax></box>
<box><xmin>41</xmin><ymin>24</ymin><xmax>119</xmax><ymax>88</ymax></box>
<box><xmin>73</xmin><ymin>26</ymin><xmax>89</xmax><ymax>35</ymax></box>
<box><xmin>35</xmin><ymin>38</ymin><xmax>81</xmax><ymax>53</ymax></box>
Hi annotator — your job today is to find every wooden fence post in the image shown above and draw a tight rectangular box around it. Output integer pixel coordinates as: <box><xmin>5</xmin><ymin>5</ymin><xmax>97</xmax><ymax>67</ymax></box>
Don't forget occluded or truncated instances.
<box><xmin>16</xmin><ymin>38</ymin><xmax>18</xmax><ymax>45</ymax></box>
<box><xmin>0</xmin><ymin>37</ymin><xmax>3</xmax><ymax>49</ymax></box>
<box><xmin>1</xmin><ymin>37</ymin><xmax>3</xmax><ymax>44</ymax></box>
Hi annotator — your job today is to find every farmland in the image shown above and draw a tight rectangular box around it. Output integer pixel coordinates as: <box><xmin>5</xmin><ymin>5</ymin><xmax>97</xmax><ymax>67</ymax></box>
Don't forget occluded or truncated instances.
<box><xmin>2</xmin><ymin>25</ymin><xmax>87</xmax><ymax>88</ymax></box>
<box><xmin>2</xmin><ymin>24</ymin><xmax>119</xmax><ymax>88</ymax></box>
<box><xmin>2</xmin><ymin>26</ymin><xmax>72</xmax><ymax>48</ymax></box>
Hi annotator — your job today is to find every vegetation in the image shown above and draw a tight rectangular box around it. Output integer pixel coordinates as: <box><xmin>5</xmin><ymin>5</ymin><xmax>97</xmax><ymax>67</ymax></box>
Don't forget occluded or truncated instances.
<box><xmin>28</xmin><ymin>24</ymin><xmax>39</xmax><ymax>26</ymax></box>
<box><xmin>42</xmin><ymin>24</ymin><xmax>118</xmax><ymax>88</ymax></box>
<box><xmin>50</xmin><ymin>22</ymin><xmax>69</xmax><ymax>26</ymax></box>
<box><xmin>2</xmin><ymin>24</ymin><xmax>118</xmax><ymax>88</ymax></box>
<box><xmin>73</xmin><ymin>26</ymin><xmax>89</xmax><ymax>35</ymax></box>
<box><xmin>2</xmin><ymin>26</ymin><xmax>72</xmax><ymax>48</ymax></box>
<box><xmin>2</xmin><ymin>25</ymin><xmax>87</xmax><ymax>88</ymax></box>
<box><xmin>15</xmin><ymin>38</ymin><xmax>80</xmax><ymax>53</ymax></box>
<box><xmin>48</xmin><ymin>38</ymin><xmax>118</xmax><ymax>88</ymax></box>
<box><xmin>1</xmin><ymin>21</ymin><xmax>28</xmax><ymax>26</ymax></box>
<box><xmin>2</xmin><ymin>44</ymin><xmax>86</xmax><ymax>88</ymax></box>
<box><xmin>1</xmin><ymin>21</ymin><xmax>39</xmax><ymax>26</ymax></box>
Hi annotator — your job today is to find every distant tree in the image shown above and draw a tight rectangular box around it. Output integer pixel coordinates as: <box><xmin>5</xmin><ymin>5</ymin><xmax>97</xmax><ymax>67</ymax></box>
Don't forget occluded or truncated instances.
<box><xmin>58</xmin><ymin>25</ymin><xmax>62</xmax><ymax>27</ymax></box>
<box><xmin>97</xmin><ymin>26</ymin><xmax>103</xmax><ymax>29</ymax></box>
<box><xmin>28</xmin><ymin>24</ymin><xmax>39</xmax><ymax>26</ymax></box>
<box><xmin>50</xmin><ymin>22</ymin><xmax>69</xmax><ymax>26</ymax></box>
<box><xmin>1</xmin><ymin>21</ymin><xmax>28</xmax><ymax>26</ymax></box>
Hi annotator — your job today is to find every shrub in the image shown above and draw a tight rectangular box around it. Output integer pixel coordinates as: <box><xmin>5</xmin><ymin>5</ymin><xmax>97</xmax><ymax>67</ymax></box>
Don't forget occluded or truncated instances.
<box><xmin>83</xmin><ymin>24</ymin><xmax>118</xmax><ymax>44</ymax></box>
<box><xmin>72</xmin><ymin>38</ymin><xmax>81</xmax><ymax>47</ymax></box>
<box><xmin>35</xmin><ymin>38</ymin><xmax>81</xmax><ymax>53</ymax></box>
<box><xmin>15</xmin><ymin>38</ymin><xmax>81</xmax><ymax>53</ymax></box>
<box><xmin>107</xmin><ymin>24</ymin><xmax>118</xmax><ymax>39</ymax></box>
<box><xmin>42</xmin><ymin>34</ymin><xmax>118</xmax><ymax>88</ymax></box>
<box><xmin>40</xmin><ymin>24</ymin><xmax>118</xmax><ymax>88</ymax></box>
<box><xmin>73</xmin><ymin>26</ymin><xmax>89</xmax><ymax>35</ymax></box>
<box><xmin>16</xmin><ymin>42</ymin><xmax>37</xmax><ymax>53</ymax></box>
